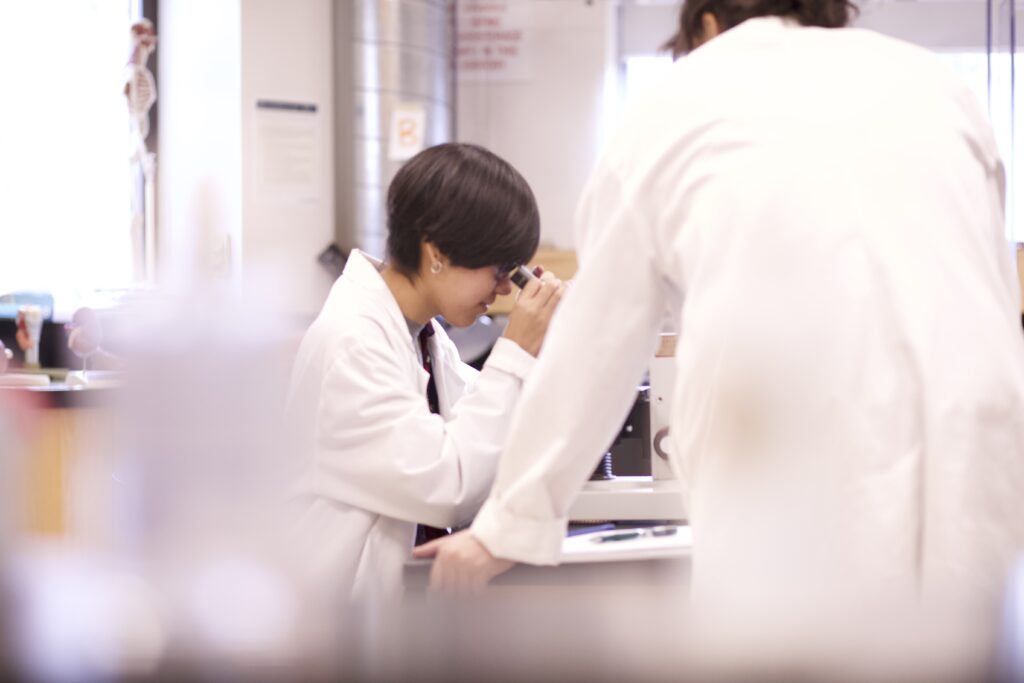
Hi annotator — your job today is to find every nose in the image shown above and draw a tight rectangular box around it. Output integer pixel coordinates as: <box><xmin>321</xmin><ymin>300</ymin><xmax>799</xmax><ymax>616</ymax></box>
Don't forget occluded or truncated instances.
<box><xmin>496</xmin><ymin>276</ymin><xmax>513</xmax><ymax>296</ymax></box>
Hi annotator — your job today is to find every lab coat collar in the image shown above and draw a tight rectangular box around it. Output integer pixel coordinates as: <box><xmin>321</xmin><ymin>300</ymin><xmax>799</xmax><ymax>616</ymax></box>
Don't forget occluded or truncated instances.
<box><xmin>729</xmin><ymin>15</ymin><xmax>800</xmax><ymax>36</ymax></box>
<box><xmin>342</xmin><ymin>249</ymin><xmax>433</xmax><ymax>356</ymax></box>
<box><xmin>341</xmin><ymin>250</ymin><xmax>468</xmax><ymax>417</ymax></box>
<box><xmin>692</xmin><ymin>15</ymin><xmax>802</xmax><ymax>56</ymax></box>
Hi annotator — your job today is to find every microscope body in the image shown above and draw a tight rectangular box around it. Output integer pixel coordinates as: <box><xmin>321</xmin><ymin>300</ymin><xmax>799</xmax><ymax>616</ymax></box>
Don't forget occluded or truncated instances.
<box><xmin>568</xmin><ymin>335</ymin><xmax>685</xmax><ymax>523</ymax></box>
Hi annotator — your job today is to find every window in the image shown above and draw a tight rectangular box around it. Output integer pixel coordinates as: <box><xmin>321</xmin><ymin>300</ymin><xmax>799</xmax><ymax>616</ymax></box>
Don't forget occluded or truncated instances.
<box><xmin>0</xmin><ymin>1</ymin><xmax>142</xmax><ymax>319</ymax></box>
<box><xmin>619</xmin><ymin>44</ymin><xmax>1022</xmax><ymax>242</ymax></box>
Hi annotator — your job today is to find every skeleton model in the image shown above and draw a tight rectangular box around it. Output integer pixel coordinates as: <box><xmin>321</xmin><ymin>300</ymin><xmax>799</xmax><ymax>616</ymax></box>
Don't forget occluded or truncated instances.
<box><xmin>124</xmin><ymin>19</ymin><xmax>157</xmax><ymax>282</ymax></box>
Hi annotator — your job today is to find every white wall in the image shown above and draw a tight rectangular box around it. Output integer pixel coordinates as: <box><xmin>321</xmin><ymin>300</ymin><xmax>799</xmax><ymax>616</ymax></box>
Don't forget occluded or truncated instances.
<box><xmin>456</xmin><ymin>0</ymin><xmax>618</xmax><ymax>250</ymax></box>
<box><xmin>854</xmin><ymin>1</ymin><xmax>990</xmax><ymax>51</ymax></box>
<box><xmin>158</xmin><ymin>0</ymin><xmax>243</xmax><ymax>290</ymax></box>
<box><xmin>158</xmin><ymin>0</ymin><xmax>334</xmax><ymax>319</ymax></box>
<box><xmin>241</xmin><ymin>0</ymin><xmax>336</xmax><ymax>319</ymax></box>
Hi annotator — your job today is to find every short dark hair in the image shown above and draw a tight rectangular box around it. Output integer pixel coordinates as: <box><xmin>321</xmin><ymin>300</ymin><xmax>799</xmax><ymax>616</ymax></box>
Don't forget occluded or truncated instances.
<box><xmin>386</xmin><ymin>143</ymin><xmax>540</xmax><ymax>278</ymax></box>
<box><xmin>664</xmin><ymin>0</ymin><xmax>857</xmax><ymax>57</ymax></box>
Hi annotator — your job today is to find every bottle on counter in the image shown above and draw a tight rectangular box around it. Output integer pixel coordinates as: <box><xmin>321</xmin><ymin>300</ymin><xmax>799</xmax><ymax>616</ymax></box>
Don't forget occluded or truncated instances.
<box><xmin>15</xmin><ymin>305</ymin><xmax>43</xmax><ymax>369</ymax></box>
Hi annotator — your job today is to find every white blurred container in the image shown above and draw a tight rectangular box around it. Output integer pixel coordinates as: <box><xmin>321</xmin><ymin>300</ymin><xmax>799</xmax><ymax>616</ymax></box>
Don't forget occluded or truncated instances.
<box><xmin>15</xmin><ymin>305</ymin><xmax>43</xmax><ymax>368</ymax></box>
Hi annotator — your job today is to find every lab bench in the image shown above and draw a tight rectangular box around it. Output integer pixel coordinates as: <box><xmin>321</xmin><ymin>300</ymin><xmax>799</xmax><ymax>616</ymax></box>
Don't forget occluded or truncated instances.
<box><xmin>404</xmin><ymin>524</ymin><xmax>692</xmax><ymax>595</ymax></box>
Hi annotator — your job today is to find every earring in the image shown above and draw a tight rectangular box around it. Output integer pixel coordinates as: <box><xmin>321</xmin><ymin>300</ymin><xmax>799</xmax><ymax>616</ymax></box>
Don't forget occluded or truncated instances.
<box><xmin>430</xmin><ymin>261</ymin><xmax>442</xmax><ymax>274</ymax></box>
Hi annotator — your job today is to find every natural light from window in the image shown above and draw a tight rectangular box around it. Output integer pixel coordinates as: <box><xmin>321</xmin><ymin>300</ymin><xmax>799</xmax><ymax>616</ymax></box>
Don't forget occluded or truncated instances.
<box><xmin>0</xmin><ymin>1</ymin><xmax>140</xmax><ymax>319</ymax></box>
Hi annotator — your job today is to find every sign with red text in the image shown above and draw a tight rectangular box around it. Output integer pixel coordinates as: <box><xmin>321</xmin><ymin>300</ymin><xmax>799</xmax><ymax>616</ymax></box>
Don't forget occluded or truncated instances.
<box><xmin>457</xmin><ymin>0</ymin><xmax>532</xmax><ymax>82</ymax></box>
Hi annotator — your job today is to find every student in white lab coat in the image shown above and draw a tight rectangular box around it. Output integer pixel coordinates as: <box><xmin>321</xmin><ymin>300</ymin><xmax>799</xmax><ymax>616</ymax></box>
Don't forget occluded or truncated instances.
<box><xmin>287</xmin><ymin>143</ymin><xmax>565</xmax><ymax>599</ymax></box>
<box><xmin>419</xmin><ymin>0</ymin><xmax>1024</xmax><ymax>629</ymax></box>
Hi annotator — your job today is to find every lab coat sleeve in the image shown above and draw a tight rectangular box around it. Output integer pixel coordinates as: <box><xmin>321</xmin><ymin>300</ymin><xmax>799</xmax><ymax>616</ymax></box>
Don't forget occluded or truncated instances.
<box><xmin>313</xmin><ymin>331</ymin><xmax>534</xmax><ymax>529</ymax></box>
<box><xmin>457</xmin><ymin>336</ymin><xmax>535</xmax><ymax>384</ymax></box>
<box><xmin>471</xmin><ymin>166</ymin><xmax>668</xmax><ymax>564</ymax></box>
<box><xmin>954</xmin><ymin>80</ymin><xmax>1018</xmax><ymax>312</ymax></box>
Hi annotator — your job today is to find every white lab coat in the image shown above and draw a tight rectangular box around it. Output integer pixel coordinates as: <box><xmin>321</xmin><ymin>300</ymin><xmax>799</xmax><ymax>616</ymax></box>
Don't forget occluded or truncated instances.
<box><xmin>472</xmin><ymin>17</ymin><xmax>1024</xmax><ymax>617</ymax></box>
<box><xmin>286</xmin><ymin>250</ymin><xmax>534</xmax><ymax>599</ymax></box>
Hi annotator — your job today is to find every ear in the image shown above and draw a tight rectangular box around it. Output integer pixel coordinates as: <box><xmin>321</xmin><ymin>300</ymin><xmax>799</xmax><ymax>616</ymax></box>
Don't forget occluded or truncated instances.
<box><xmin>419</xmin><ymin>241</ymin><xmax>434</xmax><ymax>265</ymax></box>
<box><xmin>700</xmin><ymin>12</ymin><xmax>721</xmax><ymax>42</ymax></box>
<box><xmin>422</xmin><ymin>241</ymin><xmax>446</xmax><ymax>266</ymax></box>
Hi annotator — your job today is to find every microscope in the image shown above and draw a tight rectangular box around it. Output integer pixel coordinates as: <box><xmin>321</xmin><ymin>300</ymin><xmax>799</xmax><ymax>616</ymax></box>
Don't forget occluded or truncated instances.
<box><xmin>567</xmin><ymin>335</ymin><xmax>686</xmax><ymax>524</ymax></box>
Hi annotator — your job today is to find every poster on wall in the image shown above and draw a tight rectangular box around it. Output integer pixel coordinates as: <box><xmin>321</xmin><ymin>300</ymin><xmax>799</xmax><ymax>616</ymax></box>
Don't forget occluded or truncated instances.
<box><xmin>254</xmin><ymin>100</ymin><xmax>320</xmax><ymax>204</ymax></box>
<box><xmin>457</xmin><ymin>0</ymin><xmax>533</xmax><ymax>82</ymax></box>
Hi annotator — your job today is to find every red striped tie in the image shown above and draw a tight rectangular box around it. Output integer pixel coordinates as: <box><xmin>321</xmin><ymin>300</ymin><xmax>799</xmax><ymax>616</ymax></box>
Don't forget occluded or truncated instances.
<box><xmin>415</xmin><ymin>322</ymin><xmax>449</xmax><ymax>545</ymax></box>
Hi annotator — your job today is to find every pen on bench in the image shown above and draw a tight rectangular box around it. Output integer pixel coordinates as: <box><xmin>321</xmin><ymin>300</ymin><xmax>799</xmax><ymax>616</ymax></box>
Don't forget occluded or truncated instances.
<box><xmin>590</xmin><ymin>531</ymin><xmax>643</xmax><ymax>544</ymax></box>
<box><xmin>589</xmin><ymin>526</ymin><xmax>678</xmax><ymax>544</ymax></box>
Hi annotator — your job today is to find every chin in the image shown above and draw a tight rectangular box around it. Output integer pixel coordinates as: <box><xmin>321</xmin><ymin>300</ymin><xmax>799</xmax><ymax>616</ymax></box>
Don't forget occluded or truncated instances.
<box><xmin>447</xmin><ymin>311</ymin><xmax>479</xmax><ymax>328</ymax></box>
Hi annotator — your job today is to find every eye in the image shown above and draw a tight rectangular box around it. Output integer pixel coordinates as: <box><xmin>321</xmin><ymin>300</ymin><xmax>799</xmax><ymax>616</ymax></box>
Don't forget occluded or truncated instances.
<box><xmin>497</xmin><ymin>263</ymin><xmax>517</xmax><ymax>278</ymax></box>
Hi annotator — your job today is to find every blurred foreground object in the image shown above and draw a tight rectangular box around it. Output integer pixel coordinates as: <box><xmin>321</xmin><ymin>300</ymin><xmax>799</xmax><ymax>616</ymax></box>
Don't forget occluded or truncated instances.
<box><xmin>0</xmin><ymin>340</ymin><xmax>11</xmax><ymax>373</ymax></box>
<box><xmin>1</xmin><ymin>291</ymin><xmax>341</xmax><ymax>680</ymax></box>
<box><xmin>1002</xmin><ymin>558</ymin><xmax>1024</xmax><ymax>682</ymax></box>
<box><xmin>4</xmin><ymin>371</ymin><xmax>118</xmax><ymax>537</ymax></box>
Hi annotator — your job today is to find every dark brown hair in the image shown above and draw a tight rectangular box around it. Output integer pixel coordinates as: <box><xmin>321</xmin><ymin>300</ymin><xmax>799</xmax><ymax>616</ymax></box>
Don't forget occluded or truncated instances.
<box><xmin>386</xmin><ymin>143</ymin><xmax>540</xmax><ymax>278</ymax></box>
<box><xmin>664</xmin><ymin>0</ymin><xmax>858</xmax><ymax>57</ymax></box>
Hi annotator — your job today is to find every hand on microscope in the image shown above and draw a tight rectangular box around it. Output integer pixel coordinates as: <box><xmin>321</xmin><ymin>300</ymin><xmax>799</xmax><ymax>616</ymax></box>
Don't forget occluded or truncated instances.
<box><xmin>412</xmin><ymin>529</ymin><xmax>514</xmax><ymax>595</ymax></box>
<box><xmin>502</xmin><ymin>266</ymin><xmax>568</xmax><ymax>357</ymax></box>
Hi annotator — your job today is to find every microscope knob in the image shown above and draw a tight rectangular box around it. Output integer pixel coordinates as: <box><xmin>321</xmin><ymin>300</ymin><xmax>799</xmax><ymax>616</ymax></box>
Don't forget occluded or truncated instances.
<box><xmin>653</xmin><ymin>427</ymin><xmax>671</xmax><ymax>461</ymax></box>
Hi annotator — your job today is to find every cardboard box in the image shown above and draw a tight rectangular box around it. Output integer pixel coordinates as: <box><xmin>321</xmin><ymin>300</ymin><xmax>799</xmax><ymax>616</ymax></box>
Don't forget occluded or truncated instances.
<box><xmin>1018</xmin><ymin>244</ymin><xmax>1024</xmax><ymax>314</ymax></box>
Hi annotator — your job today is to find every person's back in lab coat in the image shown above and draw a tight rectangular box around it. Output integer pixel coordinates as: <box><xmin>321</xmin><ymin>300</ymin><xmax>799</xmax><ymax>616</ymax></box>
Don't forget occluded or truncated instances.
<box><xmin>422</xmin><ymin>0</ymin><xmax>1024</xmax><ymax>660</ymax></box>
